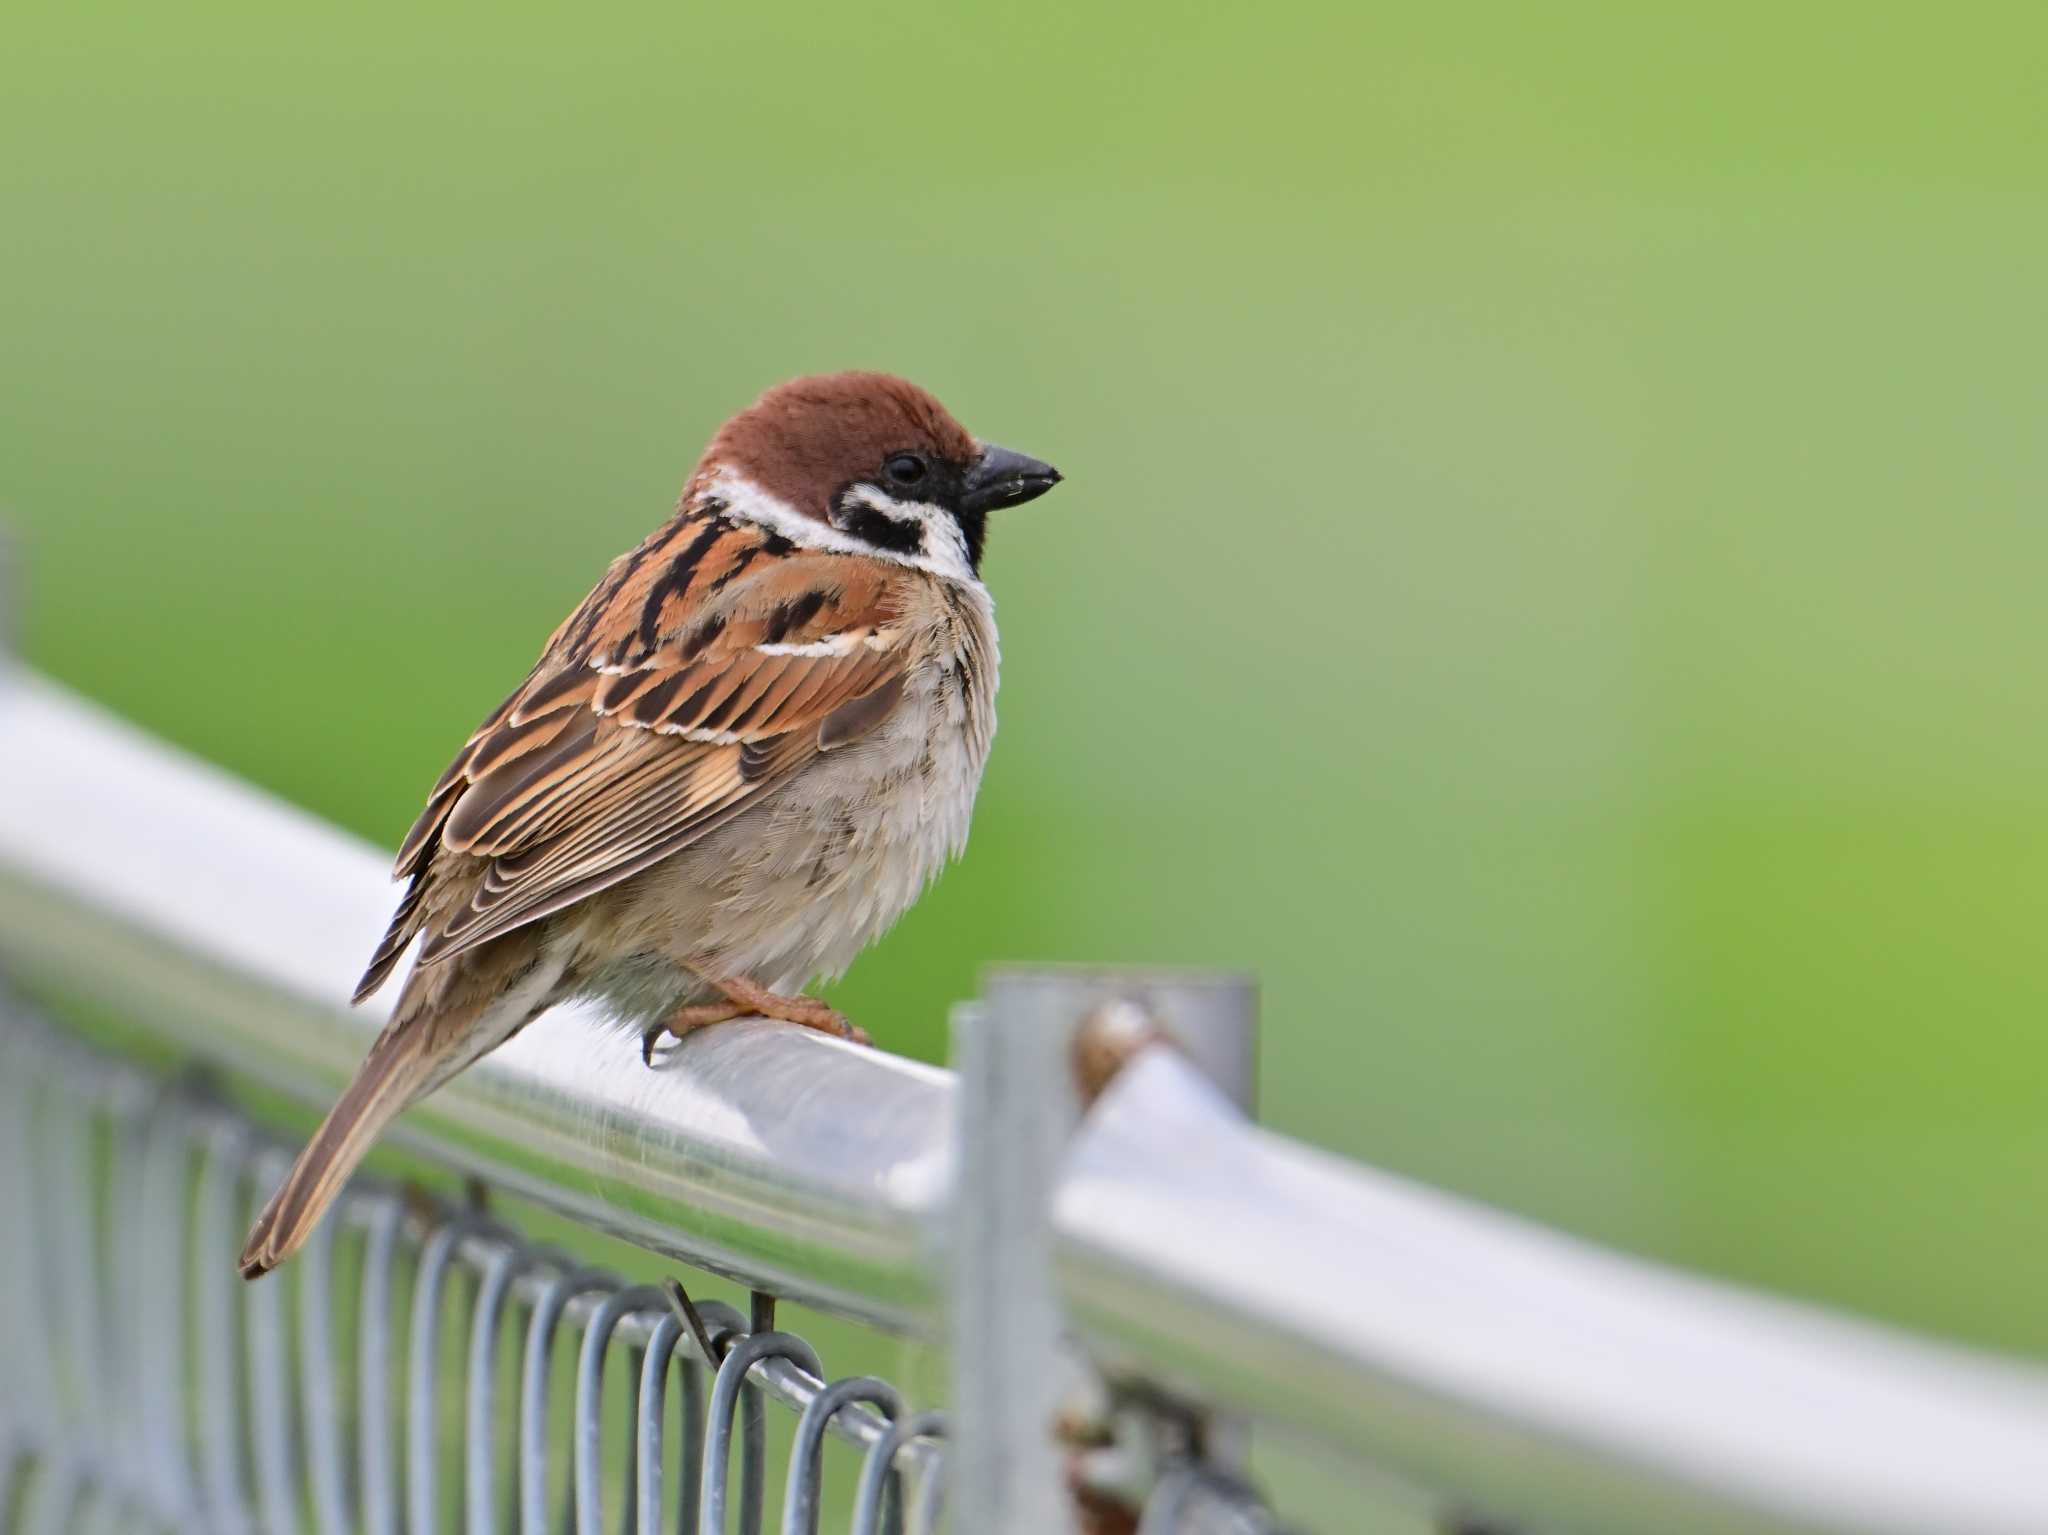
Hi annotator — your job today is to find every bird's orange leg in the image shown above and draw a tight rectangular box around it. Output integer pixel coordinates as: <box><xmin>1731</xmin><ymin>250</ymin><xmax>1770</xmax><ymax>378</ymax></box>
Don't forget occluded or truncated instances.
<box><xmin>640</xmin><ymin>972</ymin><xmax>871</xmax><ymax>1065</ymax></box>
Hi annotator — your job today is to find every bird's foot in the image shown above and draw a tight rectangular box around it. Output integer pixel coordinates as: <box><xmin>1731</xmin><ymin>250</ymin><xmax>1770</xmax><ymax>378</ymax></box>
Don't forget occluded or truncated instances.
<box><xmin>640</xmin><ymin>1008</ymin><xmax>740</xmax><ymax>1066</ymax></box>
<box><xmin>710</xmin><ymin>974</ymin><xmax>870</xmax><ymax>1045</ymax></box>
<box><xmin>644</xmin><ymin>972</ymin><xmax>869</xmax><ymax>1059</ymax></box>
<box><xmin>644</xmin><ymin>1001</ymin><xmax>748</xmax><ymax>1065</ymax></box>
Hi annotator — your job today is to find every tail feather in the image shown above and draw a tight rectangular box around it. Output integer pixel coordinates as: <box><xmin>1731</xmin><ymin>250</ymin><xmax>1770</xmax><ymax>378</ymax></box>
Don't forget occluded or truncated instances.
<box><xmin>246</xmin><ymin>927</ymin><xmax>555</xmax><ymax>1279</ymax></box>
<box><xmin>238</xmin><ymin>1029</ymin><xmax>439</xmax><ymax>1279</ymax></box>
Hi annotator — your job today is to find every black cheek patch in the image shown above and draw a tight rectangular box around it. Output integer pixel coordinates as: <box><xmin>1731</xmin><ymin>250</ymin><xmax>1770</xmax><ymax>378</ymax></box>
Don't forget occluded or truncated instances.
<box><xmin>836</xmin><ymin>504</ymin><xmax>925</xmax><ymax>557</ymax></box>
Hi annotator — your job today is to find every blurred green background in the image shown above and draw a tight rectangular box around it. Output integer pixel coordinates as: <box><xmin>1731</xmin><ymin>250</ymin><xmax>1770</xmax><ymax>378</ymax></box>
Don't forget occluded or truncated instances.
<box><xmin>5</xmin><ymin>0</ymin><xmax>2045</xmax><ymax>1364</ymax></box>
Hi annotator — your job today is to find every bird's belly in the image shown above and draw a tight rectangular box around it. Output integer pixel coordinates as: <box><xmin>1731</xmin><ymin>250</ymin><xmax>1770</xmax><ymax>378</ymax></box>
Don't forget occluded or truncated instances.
<box><xmin>566</xmin><ymin>662</ymin><xmax>990</xmax><ymax>1030</ymax></box>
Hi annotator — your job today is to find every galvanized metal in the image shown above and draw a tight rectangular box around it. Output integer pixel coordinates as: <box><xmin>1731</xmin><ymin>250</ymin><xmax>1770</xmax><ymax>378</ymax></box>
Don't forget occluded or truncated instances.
<box><xmin>944</xmin><ymin>993</ymin><xmax>1076</xmax><ymax>1535</ymax></box>
<box><xmin>412</xmin><ymin>1209</ymin><xmax>500</xmax><ymax>1535</ymax></box>
<box><xmin>1060</xmin><ymin>1045</ymin><xmax>2048</xmax><ymax>1535</ymax></box>
<box><xmin>195</xmin><ymin>1120</ymin><xmax>259</xmax><ymax>1535</ymax></box>
<box><xmin>11</xmin><ymin>666</ymin><xmax>2048</xmax><ymax>1533</ymax></box>
<box><xmin>575</xmin><ymin>1284</ymin><xmax>671</xmax><ymax>1535</ymax></box>
<box><xmin>781</xmin><ymin>1378</ymin><xmax>904</xmax><ymax>1535</ymax></box>
<box><xmin>246</xmin><ymin>1163</ymin><xmax>299</xmax><ymax>1531</ymax></box>
<box><xmin>519</xmin><ymin>1264</ymin><xmax>618</xmax><ymax>1535</ymax></box>
<box><xmin>637</xmin><ymin>1311</ymin><xmax>712</xmax><ymax>1535</ymax></box>
<box><xmin>359</xmin><ymin>1193</ymin><xmax>411</xmax><ymax>1535</ymax></box>
<box><xmin>463</xmin><ymin>1239</ymin><xmax>527</xmax><ymax>1535</ymax></box>
<box><xmin>0</xmin><ymin>672</ymin><xmax>953</xmax><ymax>1331</ymax></box>
<box><xmin>701</xmin><ymin>1332</ymin><xmax>825</xmax><ymax>1535</ymax></box>
<box><xmin>947</xmin><ymin>971</ymin><xmax>1258</xmax><ymax>1535</ymax></box>
<box><xmin>0</xmin><ymin>1000</ymin><xmax>949</xmax><ymax>1535</ymax></box>
<box><xmin>849</xmin><ymin>1411</ymin><xmax>948</xmax><ymax>1535</ymax></box>
<box><xmin>303</xmin><ymin>1211</ymin><xmax>356</xmax><ymax>1535</ymax></box>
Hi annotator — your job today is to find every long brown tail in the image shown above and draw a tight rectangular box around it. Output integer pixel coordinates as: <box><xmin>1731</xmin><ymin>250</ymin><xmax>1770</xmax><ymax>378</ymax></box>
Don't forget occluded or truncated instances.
<box><xmin>238</xmin><ymin>1026</ymin><xmax>442</xmax><ymax>1279</ymax></box>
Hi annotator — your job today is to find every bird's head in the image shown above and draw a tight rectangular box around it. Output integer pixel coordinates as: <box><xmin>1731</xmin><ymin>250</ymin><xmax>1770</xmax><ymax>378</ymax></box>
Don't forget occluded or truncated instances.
<box><xmin>697</xmin><ymin>371</ymin><xmax>1062</xmax><ymax>579</ymax></box>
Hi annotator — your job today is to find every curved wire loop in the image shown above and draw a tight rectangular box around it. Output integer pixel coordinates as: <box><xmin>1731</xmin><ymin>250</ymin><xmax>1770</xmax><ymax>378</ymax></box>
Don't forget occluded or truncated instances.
<box><xmin>245</xmin><ymin>1147</ymin><xmax>305</xmax><ymax>1535</ymax></box>
<box><xmin>48</xmin><ymin>1071</ymin><xmax>110</xmax><ymax>1467</ymax></box>
<box><xmin>406</xmin><ymin>1209</ymin><xmax>501</xmax><ymax>1535</ymax></box>
<box><xmin>520</xmin><ymin>1266</ymin><xmax>619</xmax><ymax>1535</ymax></box>
<box><xmin>138</xmin><ymin>1098</ymin><xmax>198</xmax><ymax>1522</ymax></box>
<box><xmin>639</xmin><ymin>1299</ymin><xmax>745</xmax><ymax>1535</ymax></box>
<box><xmin>192</xmin><ymin>1120</ymin><xmax>257</xmax><ymax>1535</ymax></box>
<box><xmin>300</xmin><ymin>1206</ymin><xmax>354</xmax><ymax>1535</ymax></box>
<box><xmin>466</xmin><ymin>1238</ymin><xmax>541</xmax><ymax>1535</ymax></box>
<box><xmin>904</xmin><ymin>1451</ymin><xmax>949</xmax><ymax>1535</ymax></box>
<box><xmin>571</xmin><ymin>1283</ymin><xmax>670</xmax><ymax>1535</ymax></box>
<box><xmin>700</xmin><ymin>1330</ymin><xmax>824</xmax><ymax>1535</ymax></box>
<box><xmin>849</xmin><ymin>1410</ymin><xmax>947</xmax><ymax>1535</ymax></box>
<box><xmin>354</xmin><ymin>1191</ymin><xmax>410</xmax><ymax>1535</ymax></box>
<box><xmin>0</xmin><ymin>1013</ymin><xmax>986</xmax><ymax>1535</ymax></box>
<box><xmin>778</xmin><ymin>1376</ymin><xmax>903</xmax><ymax>1535</ymax></box>
<box><xmin>104</xmin><ymin>1077</ymin><xmax>157</xmax><ymax>1513</ymax></box>
<box><xmin>0</xmin><ymin>1026</ymin><xmax>54</xmax><ymax>1435</ymax></box>
<box><xmin>636</xmin><ymin>1313</ymin><xmax>688</xmax><ymax>1535</ymax></box>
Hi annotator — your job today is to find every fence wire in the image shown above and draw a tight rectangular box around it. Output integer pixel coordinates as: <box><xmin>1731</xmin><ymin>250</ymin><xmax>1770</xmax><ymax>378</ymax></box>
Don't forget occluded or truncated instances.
<box><xmin>14</xmin><ymin>670</ymin><xmax>2048</xmax><ymax>1535</ymax></box>
<box><xmin>0</xmin><ymin>1003</ymin><xmax>953</xmax><ymax>1535</ymax></box>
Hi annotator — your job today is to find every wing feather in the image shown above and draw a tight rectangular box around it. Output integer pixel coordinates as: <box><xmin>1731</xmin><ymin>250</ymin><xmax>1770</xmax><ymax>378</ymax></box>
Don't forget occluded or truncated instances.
<box><xmin>358</xmin><ymin>515</ymin><xmax>920</xmax><ymax>994</ymax></box>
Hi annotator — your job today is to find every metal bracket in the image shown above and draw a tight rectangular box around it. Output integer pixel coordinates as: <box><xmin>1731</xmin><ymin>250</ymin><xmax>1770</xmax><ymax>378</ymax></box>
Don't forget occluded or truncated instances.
<box><xmin>947</xmin><ymin>967</ymin><xmax>1257</xmax><ymax>1535</ymax></box>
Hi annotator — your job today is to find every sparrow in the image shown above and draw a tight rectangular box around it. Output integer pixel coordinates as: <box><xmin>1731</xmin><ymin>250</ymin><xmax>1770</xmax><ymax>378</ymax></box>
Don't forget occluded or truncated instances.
<box><xmin>238</xmin><ymin>371</ymin><xmax>1060</xmax><ymax>1277</ymax></box>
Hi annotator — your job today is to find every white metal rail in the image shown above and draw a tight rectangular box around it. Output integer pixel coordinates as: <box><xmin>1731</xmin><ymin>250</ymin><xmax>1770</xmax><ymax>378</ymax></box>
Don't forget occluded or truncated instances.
<box><xmin>4</xmin><ymin>662</ymin><xmax>2048</xmax><ymax>1534</ymax></box>
<box><xmin>0</xmin><ymin>670</ymin><xmax>952</xmax><ymax>1331</ymax></box>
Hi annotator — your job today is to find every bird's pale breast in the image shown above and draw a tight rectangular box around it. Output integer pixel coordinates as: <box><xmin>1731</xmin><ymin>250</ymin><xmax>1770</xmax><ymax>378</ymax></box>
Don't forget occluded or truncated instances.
<box><xmin>557</xmin><ymin>576</ymin><xmax>998</xmax><ymax>1030</ymax></box>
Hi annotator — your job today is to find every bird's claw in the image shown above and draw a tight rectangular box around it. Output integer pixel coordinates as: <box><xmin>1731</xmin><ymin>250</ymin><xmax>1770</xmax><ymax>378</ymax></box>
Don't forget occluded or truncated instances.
<box><xmin>639</xmin><ymin>979</ymin><xmax>870</xmax><ymax>1065</ymax></box>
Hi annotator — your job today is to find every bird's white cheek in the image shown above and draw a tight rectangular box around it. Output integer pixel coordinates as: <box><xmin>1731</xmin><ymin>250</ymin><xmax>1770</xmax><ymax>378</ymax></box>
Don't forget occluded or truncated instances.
<box><xmin>706</xmin><ymin>470</ymin><xmax>984</xmax><ymax>588</ymax></box>
<box><xmin>914</xmin><ymin>517</ymin><xmax>975</xmax><ymax>585</ymax></box>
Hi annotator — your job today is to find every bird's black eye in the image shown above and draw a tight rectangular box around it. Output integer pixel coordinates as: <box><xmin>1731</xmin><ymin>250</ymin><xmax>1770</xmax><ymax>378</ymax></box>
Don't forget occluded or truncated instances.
<box><xmin>884</xmin><ymin>453</ymin><xmax>928</xmax><ymax>487</ymax></box>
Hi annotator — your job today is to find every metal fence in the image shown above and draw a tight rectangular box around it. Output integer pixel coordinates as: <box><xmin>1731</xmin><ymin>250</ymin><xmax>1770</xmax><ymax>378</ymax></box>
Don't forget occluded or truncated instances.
<box><xmin>0</xmin><ymin>1005</ymin><xmax>946</xmax><ymax>1535</ymax></box>
<box><xmin>5</xmin><ymin>662</ymin><xmax>2048</xmax><ymax>1535</ymax></box>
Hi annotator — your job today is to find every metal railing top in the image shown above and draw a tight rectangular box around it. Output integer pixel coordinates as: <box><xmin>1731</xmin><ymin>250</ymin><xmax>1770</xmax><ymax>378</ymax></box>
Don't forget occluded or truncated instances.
<box><xmin>0</xmin><ymin>669</ymin><xmax>954</xmax><ymax>1329</ymax></box>
<box><xmin>8</xmin><ymin>662</ymin><xmax>2048</xmax><ymax>1534</ymax></box>
<box><xmin>1062</xmin><ymin>1049</ymin><xmax>2048</xmax><ymax>1535</ymax></box>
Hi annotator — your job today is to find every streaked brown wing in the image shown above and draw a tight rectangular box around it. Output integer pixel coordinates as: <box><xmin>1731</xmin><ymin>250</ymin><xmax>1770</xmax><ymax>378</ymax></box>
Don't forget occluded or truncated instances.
<box><xmin>355</xmin><ymin>517</ymin><xmax>913</xmax><ymax>998</ymax></box>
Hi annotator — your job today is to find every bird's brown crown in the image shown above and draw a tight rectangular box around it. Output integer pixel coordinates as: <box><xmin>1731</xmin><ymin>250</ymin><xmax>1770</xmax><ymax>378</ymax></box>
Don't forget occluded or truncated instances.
<box><xmin>700</xmin><ymin>371</ymin><xmax>980</xmax><ymax>522</ymax></box>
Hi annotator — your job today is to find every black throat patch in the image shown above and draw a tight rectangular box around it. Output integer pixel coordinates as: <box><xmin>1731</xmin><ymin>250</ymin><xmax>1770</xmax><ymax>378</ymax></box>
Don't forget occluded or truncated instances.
<box><xmin>951</xmin><ymin>506</ymin><xmax>988</xmax><ymax>572</ymax></box>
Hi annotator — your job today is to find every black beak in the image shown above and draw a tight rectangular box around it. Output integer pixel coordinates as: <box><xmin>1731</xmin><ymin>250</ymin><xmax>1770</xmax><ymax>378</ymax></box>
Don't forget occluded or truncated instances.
<box><xmin>959</xmin><ymin>443</ymin><xmax>1062</xmax><ymax>515</ymax></box>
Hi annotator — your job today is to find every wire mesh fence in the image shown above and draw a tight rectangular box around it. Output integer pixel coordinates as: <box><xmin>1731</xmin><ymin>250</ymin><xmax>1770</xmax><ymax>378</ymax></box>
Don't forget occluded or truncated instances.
<box><xmin>10</xmin><ymin>666</ymin><xmax>2048</xmax><ymax>1535</ymax></box>
<box><xmin>0</xmin><ymin>1000</ymin><xmax>957</xmax><ymax>1535</ymax></box>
